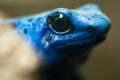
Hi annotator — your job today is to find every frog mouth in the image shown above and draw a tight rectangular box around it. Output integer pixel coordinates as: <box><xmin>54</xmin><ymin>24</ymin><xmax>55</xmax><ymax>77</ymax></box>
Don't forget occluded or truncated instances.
<box><xmin>44</xmin><ymin>35</ymin><xmax>106</xmax><ymax>65</ymax></box>
<box><xmin>51</xmin><ymin>35</ymin><xmax>106</xmax><ymax>52</ymax></box>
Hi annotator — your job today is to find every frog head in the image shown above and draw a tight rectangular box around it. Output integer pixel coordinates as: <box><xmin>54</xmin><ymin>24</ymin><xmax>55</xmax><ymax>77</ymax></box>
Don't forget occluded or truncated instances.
<box><xmin>15</xmin><ymin>4</ymin><xmax>110</xmax><ymax>66</ymax></box>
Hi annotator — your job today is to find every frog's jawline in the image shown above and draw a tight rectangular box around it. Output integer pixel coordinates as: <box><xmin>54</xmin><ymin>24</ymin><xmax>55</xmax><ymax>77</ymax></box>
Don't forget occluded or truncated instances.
<box><xmin>51</xmin><ymin>36</ymin><xmax>106</xmax><ymax>63</ymax></box>
<box><xmin>46</xmin><ymin>36</ymin><xmax>106</xmax><ymax>66</ymax></box>
<box><xmin>53</xmin><ymin>36</ymin><xmax>106</xmax><ymax>53</ymax></box>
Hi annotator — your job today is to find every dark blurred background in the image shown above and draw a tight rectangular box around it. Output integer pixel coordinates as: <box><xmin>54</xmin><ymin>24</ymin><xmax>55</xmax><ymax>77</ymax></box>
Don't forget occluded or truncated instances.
<box><xmin>0</xmin><ymin>0</ymin><xmax>119</xmax><ymax>80</ymax></box>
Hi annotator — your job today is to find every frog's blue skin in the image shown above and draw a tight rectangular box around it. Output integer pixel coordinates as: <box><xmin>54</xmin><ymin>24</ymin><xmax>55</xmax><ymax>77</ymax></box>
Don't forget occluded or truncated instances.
<box><xmin>5</xmin><ymin>4</ymin><xmax>110</xmax><ymax>65</ymax></box>
<box><xmin>4</xmin><ymin>4</ymin><xmax>110</xmax><ymax>80</ymax></box>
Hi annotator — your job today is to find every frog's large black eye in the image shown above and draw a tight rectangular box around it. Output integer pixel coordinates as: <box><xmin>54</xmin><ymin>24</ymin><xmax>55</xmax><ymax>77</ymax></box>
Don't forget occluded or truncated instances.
<box><xmin>47</xmin><ymin>12</ymin><xmax>73</xmax><ymax>33</ymax></box>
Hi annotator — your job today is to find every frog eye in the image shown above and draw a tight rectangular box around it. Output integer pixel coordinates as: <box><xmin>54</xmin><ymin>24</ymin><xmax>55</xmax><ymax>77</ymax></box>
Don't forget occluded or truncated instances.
<box><xmin>46</xmin><ymin>12</ymin><xmax>73</xmax><ymax>33</ymax></box>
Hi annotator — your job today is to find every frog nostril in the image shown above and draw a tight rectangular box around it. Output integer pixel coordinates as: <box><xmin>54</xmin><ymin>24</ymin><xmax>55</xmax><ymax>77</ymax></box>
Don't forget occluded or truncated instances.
<box><xmin>87</xmin><ymin>26</ymin><xmax>94</xmax><ymax>32</ymax></box>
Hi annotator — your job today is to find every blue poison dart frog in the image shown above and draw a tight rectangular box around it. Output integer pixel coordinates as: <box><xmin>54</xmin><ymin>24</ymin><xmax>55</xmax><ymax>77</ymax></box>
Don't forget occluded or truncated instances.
<box><xmin>2</xmin><ymin>4</ymin><xmax>110</xmax><ymax>80</ymax></box>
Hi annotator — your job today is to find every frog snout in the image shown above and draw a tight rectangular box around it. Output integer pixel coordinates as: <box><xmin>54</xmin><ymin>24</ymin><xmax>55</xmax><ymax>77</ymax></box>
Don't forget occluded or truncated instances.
<box><xmin>95</xmin><ymin>23</ymin><xmax>110</xmax><ymax>43</ymax></box>
<box><xmin>99</xmin><ymin>23</ymin><xmax>110</xmax><ymax>37</ymax></box>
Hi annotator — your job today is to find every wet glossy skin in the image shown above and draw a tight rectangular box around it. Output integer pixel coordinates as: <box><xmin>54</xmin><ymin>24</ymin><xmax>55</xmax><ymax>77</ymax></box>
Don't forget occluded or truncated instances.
<box><xmin>6</xmin><ymin>4</ymin><xmax>110</xmax><ymax>66</ymax></box>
